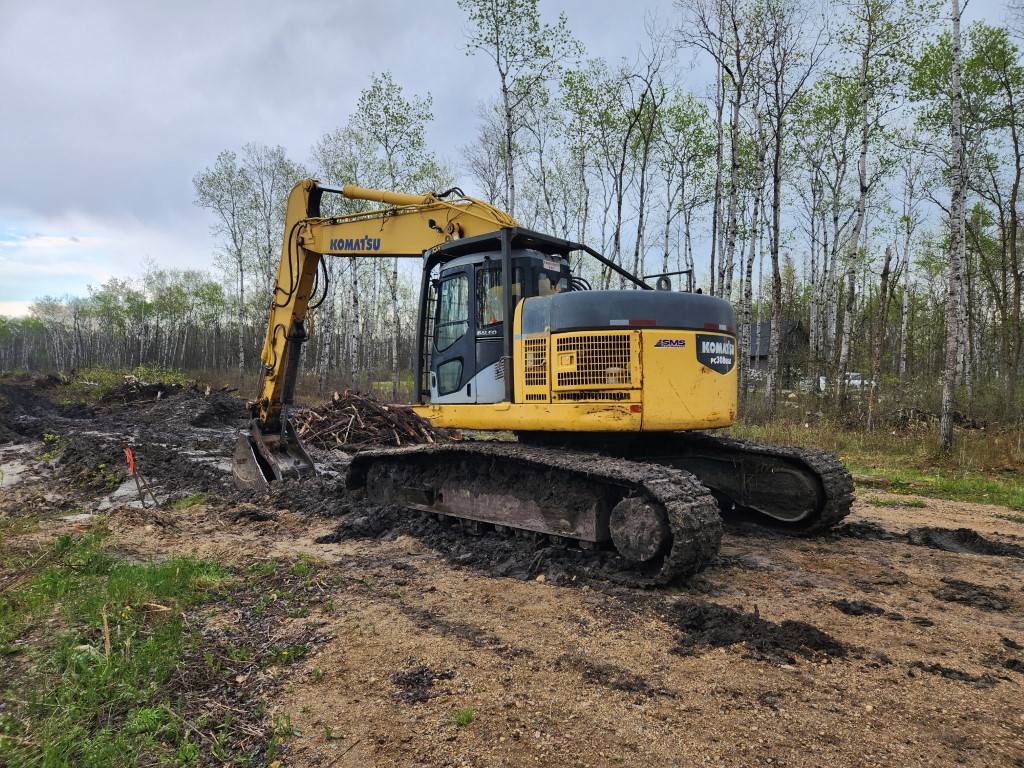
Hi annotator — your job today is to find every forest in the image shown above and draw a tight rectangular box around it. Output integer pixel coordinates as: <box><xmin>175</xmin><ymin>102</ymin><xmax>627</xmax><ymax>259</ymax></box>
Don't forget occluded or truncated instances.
<box><xmin>1</xmin><ymin>0</ymin><xmax>1020</xmax><ymax>436</ymax></box>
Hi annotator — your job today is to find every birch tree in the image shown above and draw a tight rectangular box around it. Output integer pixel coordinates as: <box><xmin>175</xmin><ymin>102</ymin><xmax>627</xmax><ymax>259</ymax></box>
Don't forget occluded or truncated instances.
<box><xmin>757</xmin><ymin>0</ymin><xmax>828</xmax><ymax>413</ymax></box>
<box><xmin>675</xmin><ymin>0</ymin><xmax>767</xmax><ymax>300</ymax></box>
<box><xmin>193</xmin><ymin>150</ymin><xmax>256</xmax><ymax>378</ymax></box>
<box><xmin>941</xmin><ymin>0</ymin><xmax>966</xmax><ymax>449</ymax></box>
<box><xmin>242</xmin><ymin>143</ymin><xmax>307</xmax><ymax>304</ymax></box>
<box><xmin>832</xmin><ymin>0</ymin><xmax>934</xmax><ymax>403</ymax></box>
<box><xmin>458</xmin><ymin>0</ymin><xmax>579</xmax><ymax>218</ymax></box>
<box><xmin>348</xmin><ymin>72</ymin><xmax>451</xmax><ymax>399</ymax></box>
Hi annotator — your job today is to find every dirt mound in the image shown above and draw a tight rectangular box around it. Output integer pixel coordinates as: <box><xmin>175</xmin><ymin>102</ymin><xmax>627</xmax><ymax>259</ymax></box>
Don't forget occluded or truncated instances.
<box><xmin>390</xmin><ymin>663</ymin><xmax>456</xmax><ymax>704</ymax></box>
<box><xmin>832</xmin><ymin>599</ymin><xmax>885</xmax><ymax>616</ymax></box>
<box><xmin>670</xmin><ymin>600</ymin><xmax>846</xmax><ymax>663</ymax></box>
<box><xmin>579</xmin><ymin>661</ymin><xmax>658</xmax><ymax>697</ymax></box>
<box><xmin>837</xmin><ymin>521</ymin><xmax>1024</xmax><ymax>560</ymax></box>
<box><xmin>97</xmin><ymin>375</ymin><xmax>236</xmax><ymax>408</ymax></box>
<box><xmin>294</xmin><ymin>391</ymin><xmax>452</xmax><ymax>450</ymax></box>
<box><xmin>908</xmin><ymin>661</ymin><xmax>996</xmax><ymax>687</ymax></box>
<box><xmin>907</xmin><ymin>526</ymin><xmax>1024</xmax><ymax>558</ymax></box>
<box><xmin>931</xmin><ymin>578</ymin><xmax>1013</xmax><ymax>612</ymax></box>
<box><xmin>96</xmin><ymin>381</ymin><xmax>247</xmax><ymax>433</ymax></box>
<box><xmin>832</xmin><ymin>520</ymin><xmax>902</xmax><ymax>541</ymax></box>
<box><xmin>238</xmin><ymin>474</ymin><xmax>350</xmax><ymax>517</ymax></box>
<box><xmin>0</xmin><ymin>382</ymin><xmax>95</xmax><ymax>444</ymax></box>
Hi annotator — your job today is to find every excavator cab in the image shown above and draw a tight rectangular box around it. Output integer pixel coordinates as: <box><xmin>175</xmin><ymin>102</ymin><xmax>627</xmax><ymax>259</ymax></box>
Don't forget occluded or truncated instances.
<box><xmin>424</xmin><ymin>246</ymin><xmax>569</xmax><ymax>404</ymax></box>
<box><xmin>414</xmin><ymin>228</ymin><xmax>601</xmax><ymax>409</ymax></box>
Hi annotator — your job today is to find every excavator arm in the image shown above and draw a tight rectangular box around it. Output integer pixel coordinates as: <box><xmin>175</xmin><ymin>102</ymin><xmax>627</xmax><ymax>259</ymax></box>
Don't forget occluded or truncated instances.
<box><xmin>233</xmin><ymin>178</ymin><xmax>516</xmax><ymax>490</ymax></box>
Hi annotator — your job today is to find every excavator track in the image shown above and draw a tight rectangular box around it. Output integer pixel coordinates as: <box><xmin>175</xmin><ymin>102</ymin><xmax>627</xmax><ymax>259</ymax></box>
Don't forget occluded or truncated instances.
<box><xmin>346</xmin><ymin>442</ymin><xmax>722</xmax><ymax>586</ymax></box>
<box><xmin>631</xmin><ymin>432</ymin><xmax>855</xmax><ymax>534</ymax></box>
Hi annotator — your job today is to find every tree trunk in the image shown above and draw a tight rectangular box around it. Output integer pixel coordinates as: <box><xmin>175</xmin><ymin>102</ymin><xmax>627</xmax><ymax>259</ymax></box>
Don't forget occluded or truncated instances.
<box><xmin>709</xmin><ymin>63</ymin><xmax>725</xmax><ymax>296</ymax></box>
<box><xmin>867</xmin><ymin>245</ymin><xmax>892</xmax><ymax>430</ymax></box>
<box><xmin>237</xmin><ymin>258</ymin><xmax>245</xmax><ymax>379</ymax></box>
<box><xmin>836</xmin><ymin>39</ymin><xmax>871</xmax><ymax>403</ymax></box>
<box><xmin>941</xmin><ymin>0</ymin><xmax>965</xmax><ymax>450</ymax></box>
<box><xmin>391</xmin><ymin>258</ymin><xmax>400</xmax><ymax>401</ymax></box>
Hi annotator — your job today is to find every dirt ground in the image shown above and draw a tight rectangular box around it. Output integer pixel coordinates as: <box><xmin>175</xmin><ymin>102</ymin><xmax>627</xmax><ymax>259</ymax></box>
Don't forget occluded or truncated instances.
<box><xmin>2</xmin><ymin>377</ymin><xmax>1023</xmax><ymax>767</ymax></box>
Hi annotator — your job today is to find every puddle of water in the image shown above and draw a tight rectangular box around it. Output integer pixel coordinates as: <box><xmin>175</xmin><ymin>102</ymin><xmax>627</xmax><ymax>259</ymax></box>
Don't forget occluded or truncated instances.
<box><xmin>0</xmin><ymin>444</ymin><xmax>36</xmax><ymax>488</ymax></box>
<box><xmin>62</xmin><ymin>512</ymin><xmax>98</xmax><ymax>524</ymax></box>
<box><xmin>97</xmin><ymin>478</ymin><xmax>160</xmax><ymax>511</ymax></box>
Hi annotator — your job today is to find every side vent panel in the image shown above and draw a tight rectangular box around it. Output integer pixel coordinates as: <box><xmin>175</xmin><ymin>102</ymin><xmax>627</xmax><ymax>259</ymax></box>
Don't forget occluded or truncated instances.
<box><xmin>521</xmin><ymin>336</ymin><xmax>550</xmax><ymax>403</ymax></box>
<box><xmin>551</xmin><ymin>332</ymin><xmax>640</xmax><ymax>403</ymax></box>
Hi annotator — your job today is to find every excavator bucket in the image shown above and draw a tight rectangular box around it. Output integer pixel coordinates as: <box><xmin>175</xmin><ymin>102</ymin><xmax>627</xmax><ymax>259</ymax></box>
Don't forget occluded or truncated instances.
<box><xmin>232</xmin><ymin>419</ymin><xmax>316</xmax><ymax>491</ymax></box>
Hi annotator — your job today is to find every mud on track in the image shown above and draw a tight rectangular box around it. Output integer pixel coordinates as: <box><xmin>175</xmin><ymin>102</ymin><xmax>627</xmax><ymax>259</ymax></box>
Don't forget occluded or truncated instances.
<box><xmin>2</xmin><ymin>377</ymin><xmax>1024</xmax><ymax>766</ymax></box>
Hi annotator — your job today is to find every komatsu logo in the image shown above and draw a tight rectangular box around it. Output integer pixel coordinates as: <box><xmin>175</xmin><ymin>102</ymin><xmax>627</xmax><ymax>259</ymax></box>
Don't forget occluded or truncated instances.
<box><xmin>700</xmin><ymin>339</ymin><xmax>735</xmax><ymax>356</ymax></box>
<box><xmin>654</xmin><ymin>339</ymin><xmax>686</xmax><ymax>348</ymax></box>
<box><xmin>695</xmin><ymin>333</ymin><xmax>735</xmax><ymax>374</ymax></box>
<box><xmin>330</xmin><ymin>237</ymin><xmax>381</xmax><ymax>251</ymax></box>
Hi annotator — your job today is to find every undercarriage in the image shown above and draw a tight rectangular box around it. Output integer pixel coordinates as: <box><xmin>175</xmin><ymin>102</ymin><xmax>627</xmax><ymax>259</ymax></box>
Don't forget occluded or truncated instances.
<box><xmin>346</xmin><ymin>433</ymin><xmax>854</xmax><ymax>585</ymax></box>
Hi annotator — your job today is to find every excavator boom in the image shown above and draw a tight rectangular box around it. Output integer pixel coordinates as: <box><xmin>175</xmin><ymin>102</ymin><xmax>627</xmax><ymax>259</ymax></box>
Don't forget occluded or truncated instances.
<box><xmin>232</xmin><ymin>179</ymin><xmax>517</xmax><ymax>491</ymax></box>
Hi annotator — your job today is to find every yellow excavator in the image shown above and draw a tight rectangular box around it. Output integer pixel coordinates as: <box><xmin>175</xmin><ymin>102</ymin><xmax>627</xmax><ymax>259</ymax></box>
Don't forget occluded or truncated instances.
<box><xmin>233</xmin><ymin>178</ymin><xmax>852</xmax><ymax>585</ymax></box>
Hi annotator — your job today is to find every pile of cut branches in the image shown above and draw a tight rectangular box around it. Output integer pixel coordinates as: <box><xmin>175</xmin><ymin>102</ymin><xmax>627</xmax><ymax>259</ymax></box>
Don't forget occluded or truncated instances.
<box><xmin>293</xmin><ymin>390</ymin><xmax>452</xmax><ymax>449</ymax></box>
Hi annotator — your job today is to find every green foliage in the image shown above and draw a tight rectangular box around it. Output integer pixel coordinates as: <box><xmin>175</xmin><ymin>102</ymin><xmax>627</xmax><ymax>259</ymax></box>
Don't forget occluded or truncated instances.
<box><xmin>866</xmin><ymin>496</ymin><xmax>927</xmax><ymax>508</ymax></box>
<box><xmin>0</xmin><ymin>531</ymin><xmax>229</xmax><ymax>768</ymax></box>
<box><xmin>911</xmin><ymin>22</ymin><xmax>1024</xmax><ymax>132</ymax></box>
<box><xmin>272</xmin><ymin>713</ymin><xmax>300</xmax><ymax>739</ymax></box>
<box><xmin>450</xmin><ymin>708</ymin><xmax>475</xmax><ymax>727</ymax></box>
<box><xmin>169</xmin><ymin>492</ymin><xmax>208</xmax><ymax>510</ymax></box>
<box><xmin>271</xmin><ymin>644</ymin><xmax>308</xmax><ymax>665</ymax></box>
<box><xmin>36</xmin><ymin>432</ymin><xmax>70</xmax><ymax>461</ymax></box>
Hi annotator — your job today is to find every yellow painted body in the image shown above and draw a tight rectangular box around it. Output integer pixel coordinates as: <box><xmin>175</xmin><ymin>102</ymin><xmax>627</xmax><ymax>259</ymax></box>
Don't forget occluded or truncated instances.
<box><xmin>415</xmin><ymin>309</ymin><xmax>737</xmax><ymax>432</ymax></box>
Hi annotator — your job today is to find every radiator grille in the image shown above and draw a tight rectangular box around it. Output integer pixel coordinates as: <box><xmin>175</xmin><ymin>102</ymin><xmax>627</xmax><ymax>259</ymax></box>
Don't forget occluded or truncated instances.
<box><xmin>555</xmin><ymin>333</ymin><xmax>632</xmax><ymax>388</ymax></box>
<box><xmin>523</xmin><ymin>338</ymin><xmax>548</xmax><ymax>387</ymax></box>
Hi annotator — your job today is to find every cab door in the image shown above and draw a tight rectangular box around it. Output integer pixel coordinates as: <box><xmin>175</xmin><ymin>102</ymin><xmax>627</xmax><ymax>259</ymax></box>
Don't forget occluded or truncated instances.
<box><xmin>430</xmin><ymin>269</ymin><xmax>476</xmax><ymax>403</ymax></box>
<box><xmin>472</xmin><ymin>265</ymin><xmax>518</xmax><ymax>404</ymax></box>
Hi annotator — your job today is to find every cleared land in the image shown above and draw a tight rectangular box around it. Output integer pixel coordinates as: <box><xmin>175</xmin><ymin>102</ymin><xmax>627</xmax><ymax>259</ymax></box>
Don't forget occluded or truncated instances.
<box><xmin>1</xmin><ymin>377</ymin><xmax>1023</xmax><ymax>767</ymax></box>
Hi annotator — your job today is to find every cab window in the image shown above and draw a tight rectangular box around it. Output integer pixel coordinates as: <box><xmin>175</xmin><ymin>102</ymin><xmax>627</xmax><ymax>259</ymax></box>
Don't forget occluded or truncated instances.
<box><xmin>435</xmin><ymin>274</ymin><xmax>469</xmax><ymax>351</ymax></box>
<box><xmin>476</xmin><ymin>267</ymin><xmax>522</xmax><ymax>329</ymax></box>
<box><xmin>536</xmin><ymin>270</ymin><xmax>567</xmax><ymax>297</ymax></box>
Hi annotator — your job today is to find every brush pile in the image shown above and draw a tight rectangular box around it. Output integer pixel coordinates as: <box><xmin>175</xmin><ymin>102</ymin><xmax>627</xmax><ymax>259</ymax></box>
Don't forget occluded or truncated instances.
<box><xmin>293</xmin><ymin>390</ymin><xmax>452</xmax><ymax>450</ymax></box>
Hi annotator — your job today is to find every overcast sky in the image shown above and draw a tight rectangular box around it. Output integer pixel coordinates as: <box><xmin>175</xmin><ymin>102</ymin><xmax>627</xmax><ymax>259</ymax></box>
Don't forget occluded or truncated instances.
<box><xmin>0</xmin><ymin>0</ymin><xmax>1006</xmax><ymax>317</ymax></box>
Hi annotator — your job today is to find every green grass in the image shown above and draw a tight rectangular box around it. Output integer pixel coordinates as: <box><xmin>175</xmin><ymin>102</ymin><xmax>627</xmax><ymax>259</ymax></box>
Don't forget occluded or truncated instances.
<box><xmin>844</xmin><ymin>463</ymin><xmax>1024</xmax><ymax>509</ymax></box>
<box><xmin>866</xmin><ymin>496</ymin><xmax>928</xmax><ymax>508</ymax></box>
<box><xmin>0</xmin><ymin>530</ymin><xmax>232</xmax><ymax>767</ymax></box>
<box><xmin>450</xmin><ymin>708</ymin><xmax>475</xmax><ymax>728</ymax></box>
<box><xmin>168</xmin><ymin>492</ymin><xmax>208</xmax><ymax>510</ymax></box>
<box><xmin>57</xmin><ymin>365</ymin><xmax>192</xmax><ymax>402</ymax></box>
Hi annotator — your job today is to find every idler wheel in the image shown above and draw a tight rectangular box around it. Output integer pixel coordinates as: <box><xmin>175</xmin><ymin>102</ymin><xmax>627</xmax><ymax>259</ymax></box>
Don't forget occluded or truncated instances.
<box><xmin>609</xmin><ymin>497</ymin><xmax>671</xmax><ymax>564</ymax></box>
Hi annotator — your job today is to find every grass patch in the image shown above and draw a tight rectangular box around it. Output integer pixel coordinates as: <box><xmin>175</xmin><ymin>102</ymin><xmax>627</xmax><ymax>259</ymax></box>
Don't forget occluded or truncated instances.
<box><xmin>843</xmin><ymin>463</ymin><xmax>1024</xmax><ymax>509</ymax></box>
<box><xmin>168</xmin><ymin>492</ymin><xmax>208</xmax><ymax>510</ymax></box>
<box><xmin>450</xmin><ymin>708</ymin><xmax>475</xmax><ymax>727</ymax></box>
<box><xmin>866</xmin><ymin>496</ymin><xmax>927</xmax><ymax>508</ymax></box>
<box><xmin>994</xmin><ymin>513</ymin><xmax>1024</xmax><ymax>524</ymax></box>
<box><xmin>0</xmin><ymin>529</ymin><xmax>236</xmax><ymax>767</ymax></box>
